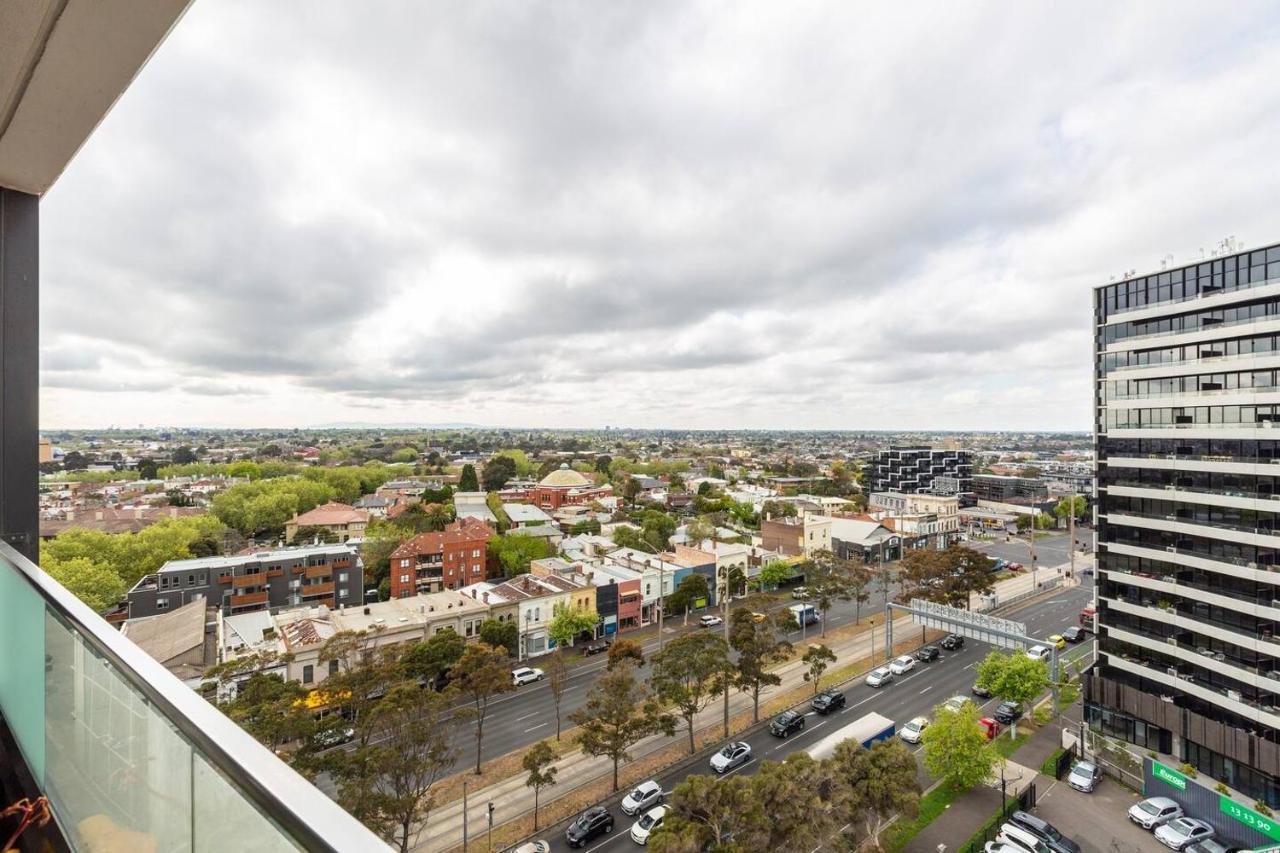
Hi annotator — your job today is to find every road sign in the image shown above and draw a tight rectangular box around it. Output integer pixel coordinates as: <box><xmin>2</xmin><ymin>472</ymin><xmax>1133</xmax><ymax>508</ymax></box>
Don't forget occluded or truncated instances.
<box><xmin>908</xmin><ymin>599</ymin><xmax>1028</xmax><ymax>649</ymax></box>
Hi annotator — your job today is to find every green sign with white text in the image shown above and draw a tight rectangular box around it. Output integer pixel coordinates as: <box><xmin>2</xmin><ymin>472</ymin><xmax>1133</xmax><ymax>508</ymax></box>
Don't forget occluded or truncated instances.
<box><xmin>1152</xmin><ymin>761</ymin><xmax>1187</xmax><ymax>791</ymax></box>
<box><xmin>1220</xmin><ymin>796</ymin><xmax>1280</xmax><ymax>842</ymax></box>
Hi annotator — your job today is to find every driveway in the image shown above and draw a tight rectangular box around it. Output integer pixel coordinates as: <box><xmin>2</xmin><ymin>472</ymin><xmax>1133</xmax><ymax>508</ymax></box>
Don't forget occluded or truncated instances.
<box><xmin>1033</xmin><ymin>775</ymin><xmax>1153</xmax><ymax>853</ymax></box>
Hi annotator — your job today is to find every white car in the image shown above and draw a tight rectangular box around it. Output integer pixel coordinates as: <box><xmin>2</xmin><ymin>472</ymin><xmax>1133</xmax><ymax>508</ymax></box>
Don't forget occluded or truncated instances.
<box><xmin>512</xmin><ymin>843</ymin><xmax>551</xmax><ymax>853</ymax></box>
<box><xmin>1128</xmin><ymin>796</ymin><xmax>1184</xmax><ymax>830</ymax></box>
<box><xmin>630</xmin><ymin>805</ymin><xmax>669</xmax><ymax>845</ymax></box>
<box><xmin>511</xmin><ymin>667</ymin><xmax>544</xmax><ymax>686</ymax></box>
<box><xmin>1025</xmin><ymin>645</ymin><xmax>1051</xmax><ymax>661</ymax></box>
<box><xmin>899</xmin><ymin>716</ymin><xmax>928</xmax><ymax>744</ymax></box>
<box><xmin>699</xmin><ymin>614</ymin><xmax>723</xmax><ymax>628</ymax></box>
<box><xmin>865</xmin><ymin>666</ymin><xmax>894</xmax><ymax>687</ymax></box>
<box><xmin>943</xmin><ymin>695</ymin><xmax>973</xmax><ymax>713</ymax></box>
<box><xmin>709</xmin><ymin>741</ymin><xmax>752</xmax><ymax>773</ymax></box>
<box><xmin>791</xmin><ymin>586</ymin><xmax>810</xmax><ymax>600</ymax></box>
<box><xmin>984</xmin><ymin>844</ymin><xmax>1028</xmax><ymax>853</ymax></box>
<box><xmin>1154</xmin><ymin>818</ymin><xmax>1214</xmax><ymax>850</ymax></box>
<box><xmin>621</xmin><ymin>780</ymin><xmax>663</xmax><ymax>816</ymax></box>
<box><xmin>889</xmin><ymin>655</ymin><xmax>917</xmax><ymax>675</ymax></box>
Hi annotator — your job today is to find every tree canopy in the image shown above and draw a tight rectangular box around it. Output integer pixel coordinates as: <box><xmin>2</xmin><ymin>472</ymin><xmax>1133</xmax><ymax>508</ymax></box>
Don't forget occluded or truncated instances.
<box><xmin>490</xmin><ymin>534</ymin><xmax>553</xmax><ymax>577</ymax></box>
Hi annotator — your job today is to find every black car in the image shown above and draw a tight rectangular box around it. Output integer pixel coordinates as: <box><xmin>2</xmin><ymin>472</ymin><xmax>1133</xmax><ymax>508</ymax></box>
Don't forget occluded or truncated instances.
<box><xmin>940</xmin><ymin>634</ymin><xmax>964</xmax><ymax>650</ymax></box>
<box><xmin>1062</xmin><ymin>626</ymin><xmax>1086</xmax><ymax>643</ymax></box>
<box><xmin>1007</xmin><ymin>811</ymin><xmax>1081</xmax><ymax>853</ymax></box>
<box><xmin>566</xmin><ymin>806</ymin><xmax>614</xmax><ymax>848</ymax></box>
<box><xmin>770</xmin><ymin>710</ymin><xmax>806</xmax><ymax>737</ymax></box>
<box><xmin>584</xmin><ymin>639</ymin><xmax>611</xmax><ymax>656</ymax></box>
<box><xmin>993</xmin><ymin>701</ymin><xmax>1023</xmax><ymax>724</ymax></box>
<box><xmin>971</xmin><ymin>682</ymin><xmax>992</xmax><ymax>698</ymax></box>
<box><xmin>811</xmin><ymin>689</ymin><xmax>846</xmax><ymax>714</ymax></box>
<box><xmin>916</xmin><ymin>645</ymin><xmax>940</xmax><ymax>662</ymax></box>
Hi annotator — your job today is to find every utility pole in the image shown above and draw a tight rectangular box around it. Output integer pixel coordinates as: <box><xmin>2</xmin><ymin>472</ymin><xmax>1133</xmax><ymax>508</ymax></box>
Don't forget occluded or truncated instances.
<box><xmin>1029</xmin><ymin>509</ymin><xmax>1038</xmax><ymax>591</ymax></box>
<box><xmin>462</xmin><ymin>781</ymin><xmax>469</xmax><ymax>853</ymax></box>
<box><xmin>657</xmin><ymin>562</ymin><xmax>666</xmax><ymax>652</ymax></box>
<box><xmin>487</xmin><ymin>802</ymin><xmax>495</xmax><ymax>852</ymax></box>
<box><xmin>1068</xmin><ymin>494</ymin><xmax>1077</xmax><ymax>580</ymax></box>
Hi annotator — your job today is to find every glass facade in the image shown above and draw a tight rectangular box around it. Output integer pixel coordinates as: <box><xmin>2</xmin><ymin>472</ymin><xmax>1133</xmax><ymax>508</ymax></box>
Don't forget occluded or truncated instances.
<box><xmin>1094</xmin><ymin>241</ymin><xmax>1280</xmax><ymax>803</ymax></box>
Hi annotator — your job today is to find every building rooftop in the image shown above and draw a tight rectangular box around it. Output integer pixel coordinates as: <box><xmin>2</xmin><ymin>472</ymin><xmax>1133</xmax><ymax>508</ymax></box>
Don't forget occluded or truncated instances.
<box><xmin>539</xmin><ymin>464</ymin><xmax>591</xmax><ymax>488</ymax></box>
<box><xmin>156</xmin><ymin>543</ymin><xmax>352</xmax><ymax>575</ymax></box>
<box><xmin>288</xmin><ymin>501</ymin><xmax>368</xmax><ymax>527</ymax></box>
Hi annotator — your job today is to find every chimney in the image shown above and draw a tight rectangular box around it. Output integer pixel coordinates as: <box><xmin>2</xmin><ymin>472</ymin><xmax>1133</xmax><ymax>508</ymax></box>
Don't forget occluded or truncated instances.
<box><xmin>95</xmin><ymin>510</ymin><xmax>103</xmax><ymax>521</ymax></box>
<box><xmin>482</xmin><ymin>592</ymin><xmax>490</xmax><ymax>604</ymax></box>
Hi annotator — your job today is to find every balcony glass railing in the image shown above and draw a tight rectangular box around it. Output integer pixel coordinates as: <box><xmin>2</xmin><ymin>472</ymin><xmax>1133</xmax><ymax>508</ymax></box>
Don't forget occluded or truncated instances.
<box><xmin>0</xmin><ymin>541</ymin><xmax>388</xmax><ymax>852</ymax></box>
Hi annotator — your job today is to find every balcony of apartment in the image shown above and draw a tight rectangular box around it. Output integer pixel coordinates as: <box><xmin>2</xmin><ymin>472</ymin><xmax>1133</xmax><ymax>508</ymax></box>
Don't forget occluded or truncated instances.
<box><xmin>1103</xmin><ymin>617</ymin><xmax>1280</xmax><ymax>691</ymax></box>
<box><xmin>229</xmin><ymin>590</ymin><xmax>269</xmax><ymax>609</ymax></box>
<box><xmin>1104</xmin><ymin>454</ymin><xmax>1280</xmax><ymax>476</ymax></box>
<box><xmin>1106</xmin><ymin>349</ymin><xmax>1280</xmax><ymax>381</ymax></box>
<box><xmin>1103</xmin><ymin>315</ymin><xmax>1280</xmax><ymax>355</ymax></box>
<box><xmin>1105</xmin><ymin>273</ymin><xmax>1280</xmax><ymax>325</ymax></box>
<box><xmin>1104</xmin><ymin>509</ymin><xmax>1280</xmax><ymax>549</ymax></box>
<box><xmin>1103</xmin><ymin>539</ymin><xmax>1280</xmax><ymax>585</ymax></box>
<box><xmin>301</xmin><ymin>582</ymin><xmax>335</xmax><ymax>598</ymax></box>
<box><xmin>0</xmin><ymin>543</ymin><xmax>386</xmax><ymax>851</ymax></box>
<box><xmin>1104</xmin><ymin>480</ymin><xmax>1280</xmax><ymax>512</ymax></box>
<box><xmin>1103</xmin><ymin>594</ymin><xmax>1280</xmax><ymax>658</ymax></box>
<box><xmin>1100</xmin><ymin>566</ymin><xmax>1280</xmax><ymax>622</ymax></box>
<box><xmin>231</xmin><ymin>571</ymin><xmax>268</xmax><ymax>587</ymax></box>
<box><xmin>304</xmin><ymin>564</ymin><xmax>332</xmax><ymax>580</ymax></box>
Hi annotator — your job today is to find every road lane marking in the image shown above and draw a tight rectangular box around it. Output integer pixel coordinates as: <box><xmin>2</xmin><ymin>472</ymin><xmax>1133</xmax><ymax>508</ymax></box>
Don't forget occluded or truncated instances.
<box><xmin>523</xmin><ymin>723</ymin><xmax>548</xmax><ymax>733</ymax></box>
<box><xmin>773</xmin><ymin>720</ymin><xmax>827</xmax><ymax>751</ymax></box>
<box><xmin>919</xmin><ymin>685</ymin><xmax>933</xmax><ymax>694</ymax></box>
<box><xmin>514</xmin><ymin>711</ymin><xmax>540</xmax><ymax>722</ymax></box>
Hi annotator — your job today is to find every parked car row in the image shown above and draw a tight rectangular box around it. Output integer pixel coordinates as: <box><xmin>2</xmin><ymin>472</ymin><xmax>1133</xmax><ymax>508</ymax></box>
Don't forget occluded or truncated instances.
<box><xmin>985</xmin><ymin>810</ymin><xmax>1080</xmax><ymax>853</ymax></box>
<box><xmin>1127</xmin><ymin>797</ymin><xmax>1238</xmax><ymax>851</ymax></box>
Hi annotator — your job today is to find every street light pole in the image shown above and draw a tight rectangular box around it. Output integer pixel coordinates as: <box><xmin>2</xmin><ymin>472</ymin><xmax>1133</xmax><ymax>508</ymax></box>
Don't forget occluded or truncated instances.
<box><xmin>1068</xmin><ymin>493</ymin><xmax>1077</xmax><ymax>580</ymax></box>
<box><xmin>657</xmin><ymin>562</ymin><xmax>666</xmax><ymax>652</ymax></box>
<box><xmin>462</xmin><ymin>781</ymin><xmax>469</xmax><ymax>853</ymax></box>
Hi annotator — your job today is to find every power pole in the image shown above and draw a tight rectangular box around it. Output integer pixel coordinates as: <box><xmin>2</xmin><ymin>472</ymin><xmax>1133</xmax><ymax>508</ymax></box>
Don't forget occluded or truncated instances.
<box><xmin>1068</xmin><ymin>495</ymin><xmax>1077</xmax><ymax>580</ymax></box>
<box><xmin>462</xmin><ymin>781</ymin><xmax>469</xmax><ymax>853</ymax></box>
<box><xmin>657</xmin><ymin>563</ymin><xmax>666</xmax><ymax>652</ymax></box>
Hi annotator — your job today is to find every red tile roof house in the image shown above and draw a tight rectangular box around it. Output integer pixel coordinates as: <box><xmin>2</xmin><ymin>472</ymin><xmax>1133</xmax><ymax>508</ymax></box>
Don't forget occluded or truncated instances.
<box><xmin>389</xmin><ymin>517</ymin><xmax>491</xmax><ymax>597</ymax></box>
<box><xmin>283</xmin><ymin>501</ymin><xmax>369</xmax><ymax>544</ymax></box>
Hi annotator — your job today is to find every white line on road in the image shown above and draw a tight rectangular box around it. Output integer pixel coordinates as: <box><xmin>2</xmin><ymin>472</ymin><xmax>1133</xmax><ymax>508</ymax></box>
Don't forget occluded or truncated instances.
<box><xmin>773</xmin><ymin>720</ymin><xmax>827</xmax><ymax>751</ymax></box>
<box><xmin>514</xmin><ymin>711</ymin><xmax>540</xmax><ymax>722</ymax></box>
<box><xmin>919</xmin><ymin>685</ymin><xmax>933</xmax><ymax>694</ymax></box>
<box><xmin>523</xmin><ymin>723</ymin><xmax>548</xmax><ymax>733</ymax></box>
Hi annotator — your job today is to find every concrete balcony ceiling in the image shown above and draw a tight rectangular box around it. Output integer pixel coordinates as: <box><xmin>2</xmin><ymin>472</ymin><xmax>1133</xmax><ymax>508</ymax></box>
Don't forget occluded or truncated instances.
<box><xmin>0</xmin><ymin>0</ymin><xmax>191</xmax><ymax>195</ymax></box>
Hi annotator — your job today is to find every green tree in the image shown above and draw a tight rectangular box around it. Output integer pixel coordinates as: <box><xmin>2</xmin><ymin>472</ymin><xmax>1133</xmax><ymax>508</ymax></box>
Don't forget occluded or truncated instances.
<box><xmin>922</xmin><ymin>702</ymin><xmax>1003</xmax><ymax>791</ymax></box>
<box><xmin>975</xmin><ymin>650</ymin><xmax>1049</xmax><ymax>737</ymax></box>
<box><xmin>452</xmin><ymin>642</ymin><xmax>516</xmax><ymax>774</ymax></box>
<box><xmin>399</xmin><ymin>628</ymin><xmax>465</xmax><ymax>688</ymax></box>
<box><xmin>1054</xmin><ymin>495</ymin><xmax>1087</xmax><ymax>522</ymax></box>
<box><xmin>44</xmin><ymin>556</ymin><xmax>125</xmax><ymax>612</ymax></box>
<box><xmin>482</xmin><ymin>455</ymin><xmax>517</xmax><ymax>491</ymax></box>
<box><xmin>545</xmin><ymin>649</ymin><xmax>570</xmax><ymax>740</ymax></box>
<box><xmin>333</xmin><ymin>684</ymin><xmax>457</xmax><ymax>853</ymax></box>
<box><xmin>490</xmin><ymin>533</ymin><xmax>553</xmax><ymax>577</ymax></box>
<box><xmin>650</xmin><ymin>631</ymin><xmax>732</xmax><ymax>754</ymax></box>
<box><xmin>172</xmin><ymin>445</ymin><xmax>198</xmax><ymax>464</ymax></box>
<box><xmin>807</xmin><ymin>550</ymin><xmax>851</xmax><ymax>638</ymax></box>
<box><xmin>478</xmin><ymin>619</ymin><xmax>518</xmax><ymax>656</ymax></box>
<box><xmin>523</xmin><ymin>740</ymin><xmax>559</xmax><ymax>831</ymax></box>
<box><xmin>606</xmin><ymin>637</ymin><xmax>645</xmax><ymax>670</ymax></box>
<box><xmin>750</xmin><ymin>752</ymin><xmax>835</xmax><ymax>850</ymax></box>
<box><xmin>570</xmin><ymin>662</ymin><xmax>673</xmax><ymax>791</ymax></box>
<box><xmin>458</xmin><ymin>464</ymin><xmax>479</xmax><ymax>492</ymax></box>
<box><xmin>594</xmin><ymin>455</ymin><xmax>612</xmax><ymax>474</ymax></box>
<box><xmin>666</xmin><ymin>573</ymin><xmax>711</xmax><ymax>621</ymax></box>
<box><xmin>548</xmin><ymin>602</ymin><xmax>599</xmax><ymax>650</ymax></box>
<box><xmin>802</xmin><ymin>644</ymin><xmax>837</xmax><ymax>694</ymax></box>
<box><xmin>756</xmin><ymin>558</ymin><xmax>793</xmax><ymax>591</ymax></box>
<box><xmin>319</xmin><ymin>629</ymin><xmax>400</xmax><ymax>745</ymax></box>
<box><xmin>137</xmin><ymin>458</ymin><xmax>160</xmax><ymax>480</ymax></box>
<box><xmin>570</xmin><ymin>518</ymin><xmax>601</xmax><ymax>535</ymax></box>
<box><xmin>649</xmin><ymin>774</ymin><xmax>753</xmax><ymax>853</ymax></box>
<box><xmin>830</xmin><ymin>738</ymin><xmax>921</xmax><ymax>850</ymax></box>
<box><xmin>729</xmin><ymin>608</ymin><xmax>792</xmax><ymax>722</ymax></box>
<box><xmin>848</xmin><ymin>559</ymin><xmax>874</xmax><ymax>623</ymax></box>
<box><xmin>216</xmin><ymin>670</ymin><xmax>314</xmax><ymax>752</ymax></box>
<box><xmin>685</xmin><ymin>517</ymin><xmax>715</xmax><ymax>545</ymax></box>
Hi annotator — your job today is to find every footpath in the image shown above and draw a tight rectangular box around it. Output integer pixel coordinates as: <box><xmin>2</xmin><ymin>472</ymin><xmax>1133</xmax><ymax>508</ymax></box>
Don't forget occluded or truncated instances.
<box><xmin>413</xmin><ymin>565</ymin><xmax>1082</xmax><ymax>852</ymax></box>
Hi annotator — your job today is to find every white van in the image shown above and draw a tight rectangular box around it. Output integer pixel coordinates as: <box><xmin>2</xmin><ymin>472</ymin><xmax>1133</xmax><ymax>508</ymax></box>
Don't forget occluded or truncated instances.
<box><xmin>997</xmin><ymin>823</ymin><xmax>1053</xmax><ymax>853</ymax></box>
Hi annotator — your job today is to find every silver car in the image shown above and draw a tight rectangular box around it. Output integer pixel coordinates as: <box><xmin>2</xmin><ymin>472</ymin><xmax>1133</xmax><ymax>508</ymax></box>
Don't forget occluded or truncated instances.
<box><xmin>620</xmin><ymin>780</ymin><xmax>663</xmax><ymax>816</ymax></box>
<box><xmin>1155</xmin><ymin>817</ymin><xmax>1214</xmax><ymax>851</ymax></box>
<box><xmin>1129</xmin><ymin>797</ymin><xmax>1183</xmax><ymax>829</ymax></box>
<box><xmin>865</xmin><ymin>666</ymin><xmax>894</xmax><ymax>687</ymax></box>
<box><xmin>709</xmin><ymin>741</ymin><xmax>751</xmax><ymax>773</ymax></box>
<box><xmin>1066</xmin><ymin>760</ymin><xmax>1101</xmax><ymax>793</ymax></box>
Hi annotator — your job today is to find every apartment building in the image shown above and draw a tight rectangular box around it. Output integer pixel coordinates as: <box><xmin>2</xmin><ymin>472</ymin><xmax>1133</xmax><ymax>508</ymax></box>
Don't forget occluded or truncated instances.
<box><xmin>283</xmin><ymin>501</ymin><xmax>369</xmax><ymax>543</ymax></box>
<box><xmin>760</xmin><ymin>514</ymin><xmax>832</xmax><ymax>558</ymax></box>
<box><xmin>868</xmin><ymin>446</ymin><xmax>972</xmax><ymax>494</ymax></box>
<box><xmin>126</xmin><ymin>544</ymin><xmax>363</xmax><ymax>619</ymax></box>
<box><xmin>388</xmin><ymin>517</ymin><xmax>491</xmax><ymax>597</ymax></box>
<box><xmin>972</xmin><ymin>474</ymin><xmax>1049</xmax><ymax>503</ymax></box>
<box><xmin>1090</xmin><ymin>240</ymin><xmax>1280</xmax><ymax>806</ymax></box>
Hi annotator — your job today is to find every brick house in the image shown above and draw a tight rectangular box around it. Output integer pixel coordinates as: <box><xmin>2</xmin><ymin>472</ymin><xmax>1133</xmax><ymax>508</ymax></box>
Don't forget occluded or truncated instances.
<box><xmin>389</xmin><ymin>517</ymin><xmax>491</xmax><ymax>597</ymax></box>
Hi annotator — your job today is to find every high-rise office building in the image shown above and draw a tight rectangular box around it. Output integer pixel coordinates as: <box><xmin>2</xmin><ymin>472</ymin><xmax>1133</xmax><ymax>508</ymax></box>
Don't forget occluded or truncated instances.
<box><xmin>1089</xmin><ymin>240</ymin><xmax>1280</xmax><ymax>806</ymax></box>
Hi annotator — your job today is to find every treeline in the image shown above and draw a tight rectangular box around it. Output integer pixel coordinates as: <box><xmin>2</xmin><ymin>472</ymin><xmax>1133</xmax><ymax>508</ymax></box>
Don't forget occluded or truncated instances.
<box><xmin>210</xmin><ymin>464</ymin><xmax>411</xmax><ymax>538</ymax></box>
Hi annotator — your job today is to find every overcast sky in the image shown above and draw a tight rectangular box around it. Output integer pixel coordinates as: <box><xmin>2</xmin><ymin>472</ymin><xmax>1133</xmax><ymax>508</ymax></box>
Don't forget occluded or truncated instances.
<box><xmin>38</xmin><ymin>2</ymin><xmax>1280</xmax><ymax>431</ymax></box>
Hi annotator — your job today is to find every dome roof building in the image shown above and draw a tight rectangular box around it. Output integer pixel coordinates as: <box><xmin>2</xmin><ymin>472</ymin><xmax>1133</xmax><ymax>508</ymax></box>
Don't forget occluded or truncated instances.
<box><xmin>539</xmin><ymin>464</ymin><xmax>590</xmax><ymax>489</ymax></box>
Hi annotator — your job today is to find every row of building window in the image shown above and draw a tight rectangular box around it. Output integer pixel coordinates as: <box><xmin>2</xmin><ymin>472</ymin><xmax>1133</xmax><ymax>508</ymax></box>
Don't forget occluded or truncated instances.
<box><xmin>1106</xmin><ymin>495</ymin><xmax>1280</xmax><ymax>533</ymax></box>
<box><xmin>1102</xmin><ymin>295</ymin><xmax>1280</xmax><ymax>345</ymax></box>
<box><xmin>1102</xmin><ymin>437</ymin><xmax>1280</xmax><ymax>460</ymax></box>
<box><xmin>1099</xmin><ymin>553</ymin><xmax>1280</xmax><ymax>605</ymax></box>
<box><xmin>1099</xmin><ymin>332</ymin><xmax>1280</xmax><ymax>375</ymax></box>
<box><xmin>1100</xmin><ymin>578</ymin><xmax>1276</xmax><ymax>639</ymax></box>
<box><xmin>1101</xmin><ymin>636</ymin><xmax>1279</xmax><ymax>709</ymax></box>
<box><xmin>1104</xmin><ymin>404</ymin><xmax>1280</xmax><ymax>428</ymax></box>
<box><xmin>1104</xmin><ymin>610</ymin><xmax>1279</xmax><ymax>676</ymax></box>
<box><xmin>1097</xmin><ymin>247</ymin><xmax>1280</xmax><ymax>320</ymax></box>
<box><xmin>1101</xmin><ymin>465</ymin><xmax>1280</xmax><ymax>498</ymax></box>
<box><xmin>1106</xmin><ymin>368</ymin><xmax>1280</xmax><ymax>401</ymax></box>
<box><xmin>1102</xmin><ymin>522</ymin><xmax>1280</xmax><ymax>567</ymax></box>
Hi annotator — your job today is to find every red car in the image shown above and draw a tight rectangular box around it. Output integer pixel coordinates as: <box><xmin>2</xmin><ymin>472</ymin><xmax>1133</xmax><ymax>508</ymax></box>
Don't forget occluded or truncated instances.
<box><xmin>978</xmin><ymin>717</ymin><xmax>1002</xmax><ymax>740</ymax></box>
<box><xmin>1006</xmin><ymin>562</ymin><xmax>1024</xmax><ymax>573</ymax></box>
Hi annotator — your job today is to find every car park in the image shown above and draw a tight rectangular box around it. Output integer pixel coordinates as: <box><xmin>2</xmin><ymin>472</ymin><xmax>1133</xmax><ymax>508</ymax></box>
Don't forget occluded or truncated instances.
<box><xmin>710</xmin><ymin>741</ymin><xmax>752</xmax><ymax>773</ymax></box>
<box><xmin>1062</xmin><ymin>626</ymin><xmax>1085</xmax><ymax>643</ymax></box>
<box><xmin>621</xmin><ymin>780</ymin><xmax>664</xmax><ymax>816</ymax></box>
<box><xmin>811</xmin><ymin>689</ymin><xmax>846</xmax><ymax>714</ymax></box>
<box><xmin>916</xmin><ymin>645</ymin><xmax>941</xmax><ymax>662</ymax></box>
<box><xmin>899</xmin><ymin>716</ymin><xmax>929</xmax><ymax>744</ymax></box>
<box><xmin>978</xmin><ymin>717</ymin><xmax>1002</xmax><ymax>739</ymax></box>
<box><xmin>1007</xmin><ymin>811</ymin><xmax>1081</xmax><ymax>853</ymax></box>
<box><xmin>1066</xmin><ymin>760</ymin><xmax>1101</xmax><ymax>793</ymax></box>
<box><xmin>791</xmin><ymin>586</ymin><xmax>810</xmax><ymax>599</ymax></box>
<box><xmin>630</xmin><ymin>805</ymin><xmax>669</xmax><ymax>845</ymax></box>
<box><xmin>512</xmin><ymin>667</ymin><xmax>544</xmax><ymax>686</ymax></box>
<box><xmin>584</xmin><ymin>639</ymin><xmax>611</xmax><ymax>656</ymax></box>
<box><xmin>700</xmin><ymin>614</ymin><xmax>723</xmax><ymax>628</ymax></box>
<box><xmin>971</xmin><ymin>682</ymin><xmax>992</xmax><ymax>698</ymax></box>
<box><xmin>997</xmin><ymin>822</ymin><xmax>1053</xmax><ymax>853</ymax></box>
<box><xmin>865</xmin><ymin>666</ymin><xmax>894</xmax><ymax>687</ymax></box>
<box><xmin>1026</xmin><ymin>645</ymin><xmax>1051</xmax><ymax>661</ymax></box>
<box><xmin>993</xmin><ymin>701</ymin><xmax>1023</xmax><ymax>724</ymax></box>
<box><xmin>565</xmin><ymin>806</ymin><xmax>614</xmax><ymax>848</ymax></box>
<box><xmin>1047</xmin><ymin>634</ymin><xmax>1067</xmax><ymax>650</ymax></box>
<box><xmin>889</xmin><ymin>654</ymin><xmax>917</xmax><ymax>675</ymax></box>
<box><xmin>1154</xmin><ymin>817</ymin><xmax>1215</xmax><ymax>850</ymax></box>
<box><xmin>941</xmin><ymin>634</ymin><xmax>965</xmax><ymax>650</ymax></box>
<box><xmin>944</xmin><ymin>695</ymin><xmax>973</xmax><ymax>712</ymax></box>
<box><xmin>1128</xmin><ymin>797</ymin><xmax>1184</xmax><ymax>830</ymax></box>
<box><xmin>770</xmin><ymin>710</ymin><xmax>806</xmax><ymax>737</ymax></box>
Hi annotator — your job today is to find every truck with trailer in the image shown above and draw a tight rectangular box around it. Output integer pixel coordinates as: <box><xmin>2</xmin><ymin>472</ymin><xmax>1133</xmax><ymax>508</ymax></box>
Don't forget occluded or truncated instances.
<box><xmin>788</xmin><ymin>603</ymin><xmax>820</xmax><ymax>627</ymax></box>
<box><xmin>805</xmin><ymin>712</ymin><xmax>896</xmax><ymax>760</ymax></box>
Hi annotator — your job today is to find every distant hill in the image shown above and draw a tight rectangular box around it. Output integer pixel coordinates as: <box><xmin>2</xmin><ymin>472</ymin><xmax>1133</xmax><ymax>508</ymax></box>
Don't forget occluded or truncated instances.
<box><xmin>310</xmin><ymin>421</ymin><xmax>486</xmax><ymax>430</ymax></box>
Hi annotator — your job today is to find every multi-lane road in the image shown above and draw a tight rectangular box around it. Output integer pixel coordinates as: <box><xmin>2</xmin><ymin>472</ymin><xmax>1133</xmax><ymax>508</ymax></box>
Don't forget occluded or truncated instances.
<box><xmin>534</xmin><ymin>576</ymin><xmax>1095</xmax><ymax>853</ymax></box>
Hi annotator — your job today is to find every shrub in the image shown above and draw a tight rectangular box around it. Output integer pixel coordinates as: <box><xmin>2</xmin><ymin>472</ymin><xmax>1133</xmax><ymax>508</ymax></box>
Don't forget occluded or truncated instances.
<box><xmin>1179</xmin><ymin>762</ymin><xmax>1198</xmax><ymax>779</ymax></box>
<box><xmin>1215</xmin><ymin>782</ymin><xmax>1229</xmax><ymax>795</ymax></box>
<box><xmin>1255</xmin><ymin>801</ymin><xmax>1274</xmax><ymax>817</ymax></box>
